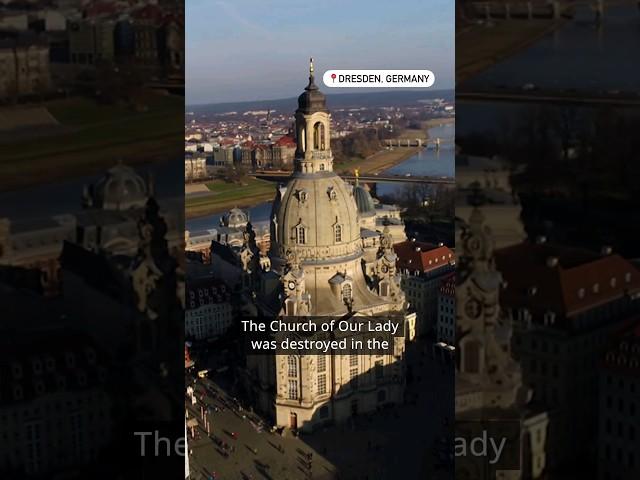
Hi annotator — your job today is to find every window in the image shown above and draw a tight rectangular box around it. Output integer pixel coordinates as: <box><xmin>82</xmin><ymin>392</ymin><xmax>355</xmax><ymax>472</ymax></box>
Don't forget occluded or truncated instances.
<box><xmin>313</xmin><ymin>122</ymin><xmax>326</xmax><ymax>150</ymax></box>
<box><xmin>317</xmin><ymin>374</ymin><xmax>326</xmax><ymax>394</ymax></box>
<box><xmin>335</xmin><ymin>224</ymin><xmax>342</xmax><ymax>243</ymax></box>
<box><xmin>317</xmin><ymin>355</ymin><xmax>326</xmax><ymax>373</ymax></box>
<box><xmin>296</xmin><ymin>226</ymin><xmax>306</xmax><ymax>244</ymax></box>
<box><xmin>288</xmin><ymin>379</ymin><xmax>298</xmax><ymax>400</ymax></box>
<box><xmin>319</xmin><ymin>163</ymin><xmax>325</xmax><ymax>171</ymax></box>
<box><xmin>350</xmin><ymin>354</ymin><xmax>358</xmax><ymax>367</ymax></box>
<box><xmin>288</xmin><ymin>355</ymin><xmax>298</xmax><ymax>377</ymax></box>
<box><xmin>342</xmin><ymin>283</ymin><xmax>352</xmax><ymax>302</ymax></box>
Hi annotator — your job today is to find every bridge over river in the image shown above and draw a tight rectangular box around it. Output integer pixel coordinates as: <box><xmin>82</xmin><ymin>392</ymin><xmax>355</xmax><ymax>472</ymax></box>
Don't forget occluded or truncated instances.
<box><xmin>465</xmin><ymin>0</ymin><xmax>640</xmax><ymax>21</ymax></box>
<box><xmin>253</xmin><ymin>171</ymin><xmax>455</xmax><ymax>185</ymax></box>
<box><xmin>457</xmin><ymin>88</ymin><xmax>640</xmax><ymax>107</ymax></box>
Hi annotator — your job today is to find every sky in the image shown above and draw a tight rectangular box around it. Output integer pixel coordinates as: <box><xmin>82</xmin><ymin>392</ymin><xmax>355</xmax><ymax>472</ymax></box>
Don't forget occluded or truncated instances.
<box><xmin>186</xmin><ymin>0</ymin><xmax>454</xmax><ymax>105</ymax></box>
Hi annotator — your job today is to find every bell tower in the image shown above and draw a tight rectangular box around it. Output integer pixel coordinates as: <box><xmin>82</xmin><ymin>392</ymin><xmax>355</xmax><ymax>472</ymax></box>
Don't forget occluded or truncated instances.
<box><xmin>294</xmin><ymin>58</ymin><xmax>333</xmax><ymax>174</ymax></box>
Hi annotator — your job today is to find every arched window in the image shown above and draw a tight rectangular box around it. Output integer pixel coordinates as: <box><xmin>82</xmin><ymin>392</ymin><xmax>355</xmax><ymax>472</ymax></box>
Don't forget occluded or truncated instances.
<box><xmin>319</xmin><ymin>163</ymin><xmax>325</xmax><ymax>171</ymax></box>
<box><xmin>335</xmin><ymin>224</ymin><xmax>342</xmax><ymax>243</ymax></box>
<box><xmin>313</xmin><ymin>122</ymin><xmax>325</xmax><ymax>150</ymax></box>
<box><xmin>285</xmin><ymin>299</ymin><xmax>295</xmax><ymax>316</ymax></box>
<box><xmin>288</xmin><ymin>355</ymin><xmax>298</xmax><ymax>377</ymax></box>
<box><xmin>296</xmin><ymin>226</ymin><xmax>306</xmax><ymax>244</ymax></box>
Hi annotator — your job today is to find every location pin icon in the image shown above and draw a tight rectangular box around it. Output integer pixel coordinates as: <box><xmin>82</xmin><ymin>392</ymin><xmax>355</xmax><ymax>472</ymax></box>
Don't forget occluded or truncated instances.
<box><xmin>331</xmin><ymin>73</ymin><xmax>337</xmax><ymax>83</ymax></box>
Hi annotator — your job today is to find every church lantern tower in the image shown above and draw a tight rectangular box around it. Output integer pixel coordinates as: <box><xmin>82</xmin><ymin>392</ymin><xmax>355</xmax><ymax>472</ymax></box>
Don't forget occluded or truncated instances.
<box><xmin>294</xmin><ymin>58</ymin><xmax>333</xmax><ymax>174</ymax></box>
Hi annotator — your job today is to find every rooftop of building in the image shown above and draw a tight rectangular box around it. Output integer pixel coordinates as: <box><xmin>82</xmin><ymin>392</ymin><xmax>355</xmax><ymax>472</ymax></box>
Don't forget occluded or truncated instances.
<box><xmin>495</xmin><ymin>241</ymin><xmax>640</xmax><ymax>318</ymax></box>
<box><xmin>393</xmin><ymin>240</ymin><xmax>455</xmax><ymax>274</ymax></box>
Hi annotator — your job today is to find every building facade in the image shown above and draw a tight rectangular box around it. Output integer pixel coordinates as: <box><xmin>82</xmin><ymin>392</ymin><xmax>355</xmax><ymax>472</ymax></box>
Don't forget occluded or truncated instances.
<box><xmin>394</xmin><ymin>240</ymin><xmax>455</xmax><ymax>338</ymax></box>
<box><xmin>0</xmin><ymin>32</ymin><xmax>51</xmax><ymax>98</ymax></box>
<box><xmin>0</xmin><ymin>329</ymin><xmax>112</xmax><ymax>476</ymax></box>
<box><xmin>246</xmin><ymin>61</ymin><xmax>412</xmax><ymax>433</ymax></box>
<box><xmin>497</xmin><ymin>240</ymin><xmax>640</xmax><ymax>472</ymax></box>
<box><xmin>185</xmin><ymin>280</ymin><xmax>233</xmax><ymax>341</ymax></box>
<box><xmin>437</xmin><ymin>274</ymin><xmax>456</xmax><ymax>344</ymax></box>
<box><xmin>184</xmin><ymin>155</ymin><xmax>207</xmax><ymax>182</ymax></box>
<box><xmin>456</xmin><ymin>207</ymin><xmax>549</xmax><ymax>480</ymax></box>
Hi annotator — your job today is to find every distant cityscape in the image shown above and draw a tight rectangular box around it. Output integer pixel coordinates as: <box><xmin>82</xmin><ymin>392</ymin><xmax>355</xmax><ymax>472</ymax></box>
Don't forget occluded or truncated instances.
<box><xmin>185</xmin><ymin>93</ymin><xmax>454</xmax><ymax>178</ymax></box>
<box><xmin>0</xmin><ymin>0</ymin><xmax>183</xmax><ymax>103</ymax></box>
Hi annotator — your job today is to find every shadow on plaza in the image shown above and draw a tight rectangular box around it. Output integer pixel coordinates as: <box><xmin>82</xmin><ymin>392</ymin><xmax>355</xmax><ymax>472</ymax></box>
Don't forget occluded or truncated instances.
<box><xmin>227</xmin><ymin>343</ymin><xmax>455</xmax><ymax>480</ymax></box>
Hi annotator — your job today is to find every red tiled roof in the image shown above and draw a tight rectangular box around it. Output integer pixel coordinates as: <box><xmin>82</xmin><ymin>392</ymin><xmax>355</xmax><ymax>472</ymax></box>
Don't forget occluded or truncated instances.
<box><xmin>275</xmin><ymin>135</ymin><xmax>296</xmax><ymax>147</ymax></box>
<box><xmin>393</xmin><ymin>240</ymin><xmax>455</xmax><ymax>273</ymax></box>
<box><xmin>495</xmin><ymin>242</ymin><xmax>640</xmax><ymax>318</ymax></box>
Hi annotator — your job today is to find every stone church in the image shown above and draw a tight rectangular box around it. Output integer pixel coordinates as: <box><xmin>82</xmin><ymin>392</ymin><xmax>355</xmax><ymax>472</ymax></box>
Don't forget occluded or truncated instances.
<box><xmin>242</xmin><ymin>61</ymin><xmax>415</xmax><ymax>432</ymax></box>
<box><xmin>456</xmin><ymin>204</ymin><xmax>549</xmax><ymax>479</ymax></box>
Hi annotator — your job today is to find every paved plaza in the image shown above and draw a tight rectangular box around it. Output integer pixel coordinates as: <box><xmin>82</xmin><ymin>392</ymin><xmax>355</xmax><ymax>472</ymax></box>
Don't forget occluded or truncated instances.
<box><xmin>186</xmin><ymin>340</ymin><xmax>454</xmax><ymax>480</ymax></box>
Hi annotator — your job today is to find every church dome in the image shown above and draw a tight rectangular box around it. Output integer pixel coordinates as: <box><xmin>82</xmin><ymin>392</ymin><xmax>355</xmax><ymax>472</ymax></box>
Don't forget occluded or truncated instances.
<box><xmin>92</xmin><ymin>163</ymin><xmax>148</xmax><ymax>210</ymax></box>
<box><xmin>271</xmin><ymin>173</ymin><xmax>361</xmax><ymax>262</ymax></box>
<box><xmin>222</xmin><ymin>207</ymin><xmax>248</xmax><ymax>229</ymax></box>
<box><xmin>297</xmin><ymin>85</ymin><xmax>327</xmax><ymax>114</ymax></box>
<box><xmin>353</xmin><ymin>184</ymin><xmax>376</xmax><ymax>217</ymax></box>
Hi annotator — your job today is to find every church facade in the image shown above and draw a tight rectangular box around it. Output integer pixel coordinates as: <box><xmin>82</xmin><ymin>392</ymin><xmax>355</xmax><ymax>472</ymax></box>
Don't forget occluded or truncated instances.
<box><xmin>244</xmin><ymin>61</ymin><xmax>415</xmax><ymax>432</ymax></box>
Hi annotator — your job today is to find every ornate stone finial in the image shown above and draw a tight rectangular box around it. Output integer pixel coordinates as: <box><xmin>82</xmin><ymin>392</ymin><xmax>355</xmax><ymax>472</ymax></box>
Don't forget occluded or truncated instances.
<box><xmin>380</xmin><ymin>224</ymin><xmax>393</xmax><ymax>252</ymax></box>
<box><xmin>309</xmin><ymin>57</ymin><xmax>314</xmax><ymax>75</ymax></box>
<box><xmin>285</xmin><ymin>248</ymin><xmax>300</xmax><ymax>272</ymax></box>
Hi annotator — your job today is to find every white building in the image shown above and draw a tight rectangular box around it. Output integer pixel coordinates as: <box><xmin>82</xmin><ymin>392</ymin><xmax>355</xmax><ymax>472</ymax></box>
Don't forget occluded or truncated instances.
<box><xmin>394</xmin><ymin>240</ymin><xmax>456</xmax><ymax>337</ymax></box>
<box><xmin>185</xmin><ymin>280</ymin><xmax>234</xmax><ymax>341</ymax></box>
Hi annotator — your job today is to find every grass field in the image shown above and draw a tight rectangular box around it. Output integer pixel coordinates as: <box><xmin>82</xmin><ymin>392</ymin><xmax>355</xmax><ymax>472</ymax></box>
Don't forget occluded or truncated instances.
<box><xmin>0</xmin><ymin>93</ymin><xmax>183</xmax><ymax>191</ymax></box>
<box><xmin>185</xmin><ymin>178</ymin><xmax>275</xmax><ymax>218</ymax></box>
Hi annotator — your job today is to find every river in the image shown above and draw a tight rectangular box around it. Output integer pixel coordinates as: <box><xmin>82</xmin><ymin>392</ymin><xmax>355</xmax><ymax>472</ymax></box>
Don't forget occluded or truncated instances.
<box><xmin>457</xmin><ymin>5</ymin><xmax>640</xmax><ymax>136</ymax></box>
<box><xmin>186</xmin><ymin>122</ymin><xmax>455</xmax><ymax>232</ymax></box>
<box><xmin>0</xmin><ymin>160</ymin><xmax>183</xmax><ymax>219</ymax></box>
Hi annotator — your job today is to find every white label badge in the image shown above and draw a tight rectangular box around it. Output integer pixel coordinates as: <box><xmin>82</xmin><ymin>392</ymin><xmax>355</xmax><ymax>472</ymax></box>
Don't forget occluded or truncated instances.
<box><xmin>322</xmin><ymin>70</ymin><xmax>435</xmax><ymax>88</ymax></box>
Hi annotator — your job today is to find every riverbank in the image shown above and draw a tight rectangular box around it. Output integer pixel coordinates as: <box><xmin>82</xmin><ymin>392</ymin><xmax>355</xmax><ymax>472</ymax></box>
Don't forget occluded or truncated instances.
<box><xmin>186</xmin><ymin>119</ymin><xmax>453</xmax><ymax>220</ymax></box>
<box><xmin>334</xmin><ymin>146</ymin><xmax>423</xmax><ymax>175</ymax></box>
<box><xmin>457</xmin><ymin>18</ymin><xmax>568</xmax><ymax>85</ymax></box>
<box><xmin>0</xmin><ymin>94</ymin><xmax>183</xmax><ymax>192</ymax></box>
<box><xmin>185</xmin><ymin>178</ymin><xmax>275</xmax><ymax>219</ymax></box>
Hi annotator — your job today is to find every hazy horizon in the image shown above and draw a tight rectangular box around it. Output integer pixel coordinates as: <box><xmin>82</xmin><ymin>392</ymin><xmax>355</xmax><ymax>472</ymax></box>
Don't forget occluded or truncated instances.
<box><xmin>185</xmin><ymin>87</ymin><xmax>454</xmax><ymax>109</ymax></box>
<box><xmin>186</xmin><ymin>0</ymin><xmax>454</xmax><ymax>104</ymax></box>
